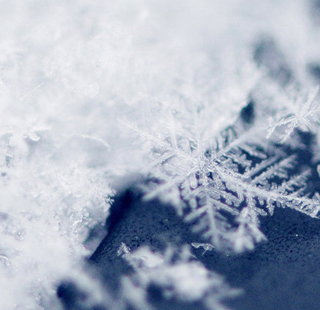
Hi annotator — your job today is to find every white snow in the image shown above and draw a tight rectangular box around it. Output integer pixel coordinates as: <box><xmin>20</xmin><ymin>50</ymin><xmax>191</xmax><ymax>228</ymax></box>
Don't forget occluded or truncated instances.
<box><xmin>0</xmin><ymin>0</ymin><xmax>318</xmax><ymax>309</ymax></box>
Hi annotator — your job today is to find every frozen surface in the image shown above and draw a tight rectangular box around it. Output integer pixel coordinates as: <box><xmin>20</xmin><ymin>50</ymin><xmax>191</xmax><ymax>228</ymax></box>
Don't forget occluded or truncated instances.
<box><xmin>0</xmin><ymin>0</ymin><xmax>320</xmax><ymax>309</ymax></box>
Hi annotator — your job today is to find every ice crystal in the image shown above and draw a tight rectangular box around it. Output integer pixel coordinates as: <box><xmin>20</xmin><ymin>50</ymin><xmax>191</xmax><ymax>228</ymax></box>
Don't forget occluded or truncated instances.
<box><xmin>131</xmin><ymin>102</ymin><xmax>320</xmax><ymax>252</ymax></box>
<box><xmin>267</xmin><ymin>87</ymin><xmax>320</xmax><ymax>142</ymax></box>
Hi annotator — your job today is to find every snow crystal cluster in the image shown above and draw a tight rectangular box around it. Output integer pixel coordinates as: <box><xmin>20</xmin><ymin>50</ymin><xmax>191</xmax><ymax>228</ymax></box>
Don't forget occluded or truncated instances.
<box><xmin>0</xmin><ymin>0</ymin><xmax>320</xmax><ymax>309</ymax></box>
<box><xmin>121</xmin><ymin>246</ymin><xmax>241</xmax><ymax>310</ymax></box>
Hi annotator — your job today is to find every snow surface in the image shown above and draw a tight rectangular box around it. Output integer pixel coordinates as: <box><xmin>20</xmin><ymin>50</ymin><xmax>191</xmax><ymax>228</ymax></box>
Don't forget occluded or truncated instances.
<box><xmin>0</xmin><ymin>0</ymin><xmax>320</xmax><ymax>309</ymax></box>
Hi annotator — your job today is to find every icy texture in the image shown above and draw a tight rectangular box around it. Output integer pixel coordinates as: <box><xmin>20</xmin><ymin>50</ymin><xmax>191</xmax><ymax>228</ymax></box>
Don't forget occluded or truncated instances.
<box><xmin>121</xmin><ymin>246</ymin><xmax>241</xmax><ymax>310</ymax></box>
<box><xmin>0</xmin><ymin>0</ymin><xmax>320</xmax><ymax>309</ymax></box>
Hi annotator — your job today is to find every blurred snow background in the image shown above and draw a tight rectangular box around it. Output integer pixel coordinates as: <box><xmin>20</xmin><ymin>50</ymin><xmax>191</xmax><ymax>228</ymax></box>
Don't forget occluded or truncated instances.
<box><xmin>0</xmin><ymin>0</ymin><xmax>319</xmax><ymax>309</ymax></box>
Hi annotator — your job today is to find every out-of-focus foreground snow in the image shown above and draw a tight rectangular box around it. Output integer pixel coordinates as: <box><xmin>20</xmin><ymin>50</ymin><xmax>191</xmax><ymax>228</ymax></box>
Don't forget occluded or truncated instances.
<box><xmin>0</xmin><ymin>0</ymin><xmax>319</xmax><ymax>309</ymax></box>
